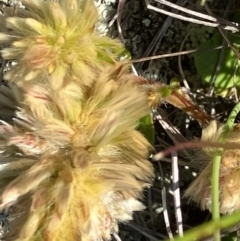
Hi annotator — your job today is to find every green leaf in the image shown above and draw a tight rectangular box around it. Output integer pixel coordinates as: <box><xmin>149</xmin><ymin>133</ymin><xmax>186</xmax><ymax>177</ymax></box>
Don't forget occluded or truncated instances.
<box><xmin>137</xmin><ymin>114</ymin><xmax>155</xmax><ymax>145</ymax></box>
<box><xmin>193</xmin><ymin>33</ymin><xmax>240</xmax><ymax>90</ymax></box>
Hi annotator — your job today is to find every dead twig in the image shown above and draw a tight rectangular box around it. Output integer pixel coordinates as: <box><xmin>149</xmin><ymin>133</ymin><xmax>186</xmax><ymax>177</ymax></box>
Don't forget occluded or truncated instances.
<box><xmin>145</xmin><ymin>0</ymin><xmax>240</xmax><ymax>33</ymax></box>
<box><xmin>171</xmin><ymin>152</ymin><xmax>183</xmax><ymax>237</ymax></box>
<box><xmin>157</xmin><ymin>161</ymin><xmax>174</xmax><ymax>239</ymax></box>
<box><xmin>178</xmin><ymin>31</ymin><xmax>191</xmax><ymax>90</ymax></box>
<box><xmin>204</xmin><ymin>2</ymin><xmax>240</xmax><ymax>60</ymax></box>
<box><xmin>131</xmin><ymin>45</ymin><xmax>224</xmax><ymax>63</ymax></box>
<box><xmin>136</xmin><ymin>0</ymin><xmax>186</xmax><ymax>70</ymax></box>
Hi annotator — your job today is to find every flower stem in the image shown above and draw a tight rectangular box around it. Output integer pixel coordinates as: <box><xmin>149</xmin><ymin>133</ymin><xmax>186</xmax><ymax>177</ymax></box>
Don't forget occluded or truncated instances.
<box><xmin>211</xmin><ymin>102</ymin><xmax>240</xmax><ymax>241</ymax></box>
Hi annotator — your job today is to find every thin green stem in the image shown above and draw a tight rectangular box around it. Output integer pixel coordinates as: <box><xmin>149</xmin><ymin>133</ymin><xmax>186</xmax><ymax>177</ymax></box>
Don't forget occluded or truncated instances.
<box><xmin>166</xmin><ymin>209</ymin><xmax>240</xmax><ymax>241</ymax></box>
<box><xmin>211</xmin><ymin>151</ymin><xmax>222</xmax><ymax>241</ymax></box>
<box><xmin>211</xmin><ymin>102</ymin><xmax>240</xmax><ymax>241</ymax></box>
<box><xmin>226</xmin><ymin>102</ymin><xmax>240</xmax><ymax>130</ymax></box>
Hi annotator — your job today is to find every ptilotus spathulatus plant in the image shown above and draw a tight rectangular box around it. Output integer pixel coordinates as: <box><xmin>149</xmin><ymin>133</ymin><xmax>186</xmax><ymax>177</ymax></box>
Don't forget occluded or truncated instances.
<box><xmin>0</xmin><ymin>0</ymin><xmax>154</xmax><ymax>240</ymax></box>
<box><xmin>0</xmin><ymin>0</ymin><xmax>126</xmax><ymax>90</ymax></box>
<box><xmin>184</xmin><ymin>120</ymin><xmax>240</xmax><ymax>214</ymax></box>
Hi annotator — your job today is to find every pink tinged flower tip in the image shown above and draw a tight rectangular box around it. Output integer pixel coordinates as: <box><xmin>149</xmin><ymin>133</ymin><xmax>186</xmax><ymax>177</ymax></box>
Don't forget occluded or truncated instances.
<box><xmin>0</xmin><ymin>188</ymin><xmax>19</xmax><ymax>209</ymax></box>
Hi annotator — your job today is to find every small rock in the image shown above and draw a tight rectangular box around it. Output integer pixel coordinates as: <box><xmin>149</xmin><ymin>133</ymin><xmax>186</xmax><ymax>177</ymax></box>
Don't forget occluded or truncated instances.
<box><xmin>142</xmin><ymin>19</ymin><xmax>151</xmax><ymax>27</ymax></box>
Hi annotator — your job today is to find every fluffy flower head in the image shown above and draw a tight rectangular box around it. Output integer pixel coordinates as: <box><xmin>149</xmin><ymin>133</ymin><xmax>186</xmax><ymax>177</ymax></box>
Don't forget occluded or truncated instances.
<box><xmin>0</xmin><ymin>0</ymin><xmax>125</xmax><ymax>90</ymax></box>
<box><xmin>185</xmin><ymin>120</ymin><xmax>240</xmax><ymax>214</ymax></box>
<box><xmin>0</xmin><ymin>67</ymin><xmax>154</xmax><ymax>241</ymax></box>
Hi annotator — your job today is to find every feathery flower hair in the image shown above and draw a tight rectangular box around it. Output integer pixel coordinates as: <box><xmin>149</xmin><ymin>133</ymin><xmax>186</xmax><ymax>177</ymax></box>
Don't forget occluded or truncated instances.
<box><xmin>0</xmin><ymin>67</ymin><xmax>154</xmax><ymax>240</ymax></box>
<box><xmin>0</xmin><ymin>0</ymin><xmax>155</xmax><ymax>239</ymax></box>
<box><xmin>0</xmin><ymin>0</ymin><xmax>125</xmax><ymax>90</ymax></box>
<box><xmin>184</xmin><ymin>120</ymin><xmax>240</xmax><ymax>214</ymax></box>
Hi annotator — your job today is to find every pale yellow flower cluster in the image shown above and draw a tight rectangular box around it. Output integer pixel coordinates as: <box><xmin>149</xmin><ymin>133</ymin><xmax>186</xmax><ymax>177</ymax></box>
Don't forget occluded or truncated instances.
<box><xmin>0</xmin><ymin>0</ymin><xmax>154</xmax><ymax>240</ymax></box>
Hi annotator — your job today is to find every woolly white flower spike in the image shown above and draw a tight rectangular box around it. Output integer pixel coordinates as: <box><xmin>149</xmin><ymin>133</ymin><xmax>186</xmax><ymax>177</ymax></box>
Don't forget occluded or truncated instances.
<box><xmin>0</xmin><ymin>108</ymin><xmax>65</xmax><ymax>156</ymax></box>
<box><xmin>0</xmin><ymin>64</ymin><xmax>153</xmax><ymax>241</ymax></box>
<box><xmin>1</xmin><ymin>159</ymin><xmax>52</xmax><ymax>207</ymax></box>
<box><xmin>185</xmin><ymin>120</ymin><xmax>240</xmax><ymax>214</ymax></box>
<box><xmin>23</xmin><ymin>84</ymin><xmax>84</xmax><ymax>124</ymax></box>
<box><xmin>0</xmin><ymin>0</ymin><xmax>125</xmax><ymax>90</ymax></box>
<box><xmin>102</xmin><ymin>191</ymin><xmax>145</xmax><ymax>221</ymax></box>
